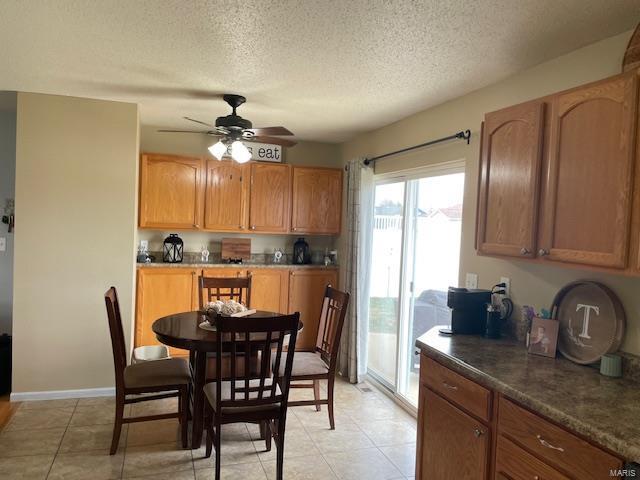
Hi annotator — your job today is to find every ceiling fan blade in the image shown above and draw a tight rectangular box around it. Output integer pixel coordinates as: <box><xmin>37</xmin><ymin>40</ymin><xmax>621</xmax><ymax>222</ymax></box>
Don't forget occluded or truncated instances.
<box><xmin>249</xmin><ymin>135</ymin><xmax>297</xmax><ymax>147</ymax></box>
<box><xmin>246</xmin><ymin>126</ymin><xmax>293</xmax><ymax>136</ymax></box>
<box><xmin>183</xmin><ymin>116</ymin><xmax>214</xmax><ymax>128</ymax></box>
<box><xmin>158</xmin><ymin>130</ymin><xmax>209</xmax><ymax>135</ymax></box>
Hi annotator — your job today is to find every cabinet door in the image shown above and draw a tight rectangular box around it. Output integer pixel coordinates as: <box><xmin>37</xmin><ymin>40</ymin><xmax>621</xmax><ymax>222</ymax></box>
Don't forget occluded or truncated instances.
<box><xmin>291</xmin><ymin>167</ymin><xmax>343</xmax><ymax>234</ymax></box>
<box><xmin>203</xmin><ymin>160</ymin><xmax>249</xmax><ymax>231</ymax></box>
<box><xmin>139</xmin><ymin>153</ymin><xmax>204</xmax><ymax>229</ymax></box>
<box><xmin>418</xmin><ymin>388</ymin><xmax>490</xmax><ymax>480</ymax></box>
<box><xmin>249</xmin><ymin>163</ymin><xmax>291</xmax><ymax>233</ymax></box>
<box><xmin>135</xmin><ymin>268</ymin><xmax>198</xmax><ymax>356</ymax></box>
<box><xmin>288</xmin><ymin>269</ymin><xmax>338</xmax><ymax>350</ymax></box>
<box><xmin>540</xmin><ymin>73</ymin><xmax>638</xmax><ymax>268</ymax></box>
<box><xmin>477</xmin><ymin>101</ymin><xmax>545</xmax><ymax>258</ymax></box>
<box><xmin>248</xmin><ymin>269</ymin><xmax>289</xmax><ymax>314</ymax></box>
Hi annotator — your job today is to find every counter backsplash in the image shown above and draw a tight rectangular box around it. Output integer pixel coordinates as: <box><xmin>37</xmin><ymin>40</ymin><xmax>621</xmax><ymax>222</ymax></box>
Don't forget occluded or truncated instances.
<box><xmin>140</xmin><ymin>251</ymin><xmax>338</xmax><ymax>267</ymax></box>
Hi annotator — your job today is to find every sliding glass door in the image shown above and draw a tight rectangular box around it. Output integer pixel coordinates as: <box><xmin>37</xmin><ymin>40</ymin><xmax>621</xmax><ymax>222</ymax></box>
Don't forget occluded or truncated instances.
<box><xmin>367</xmin><ymin>166</ymin><xmax>465</xmax><ymax>406</ymax></box>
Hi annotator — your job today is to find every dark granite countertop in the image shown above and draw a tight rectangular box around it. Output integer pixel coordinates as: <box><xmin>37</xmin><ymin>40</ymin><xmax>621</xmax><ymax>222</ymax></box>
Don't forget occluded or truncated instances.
<box><xmin>416</xmin><ymin>327</ymin><xmax>640</xmax><ymax>462</ymax></box>
<box><xmin>137</xmin><ymin>262</ymin><xmax>338</xmax><ymax>269</ymax></box>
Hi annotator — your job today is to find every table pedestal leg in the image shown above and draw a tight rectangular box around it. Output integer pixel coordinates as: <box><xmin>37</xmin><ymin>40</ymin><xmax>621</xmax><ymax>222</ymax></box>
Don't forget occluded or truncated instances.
<box><xmin>191</xmin><ymin>351</ymin><xmax>207</xmax><ymax>448</ymax></box>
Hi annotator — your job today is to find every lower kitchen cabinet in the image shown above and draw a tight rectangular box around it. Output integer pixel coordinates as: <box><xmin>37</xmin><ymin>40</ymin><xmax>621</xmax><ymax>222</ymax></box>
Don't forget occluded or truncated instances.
<box><xmin>416</xmin><ymin>354</ymin><xmax>624</xmax><ymax>480</ymax></box>
<box><xmin>287</xmin><ymin>268</ymin><xmax>339</xmax><ymax>350</ymax></box>
<box><xmin>248</xmin><ymin>268</ymin><xmax>289</xmax><ymax>314</ymax></box>
<box><xmin>135</xmin><ymin>268</ymin><xmax>198</xmax><ymax>356</ymax></box>
<box><xmin>135</xmin><ymin>266</ymin><xmax>338</xmax><ymax>354</ymax></box>
<box><xmin>418</xmin><ymin>387</ymin><xmax>490</xmax><ymax>480</ymax></box>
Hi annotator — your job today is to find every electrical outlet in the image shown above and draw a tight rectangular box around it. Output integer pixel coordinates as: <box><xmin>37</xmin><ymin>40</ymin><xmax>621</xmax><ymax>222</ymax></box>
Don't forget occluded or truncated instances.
<box><xmin>465</xmin><ymin>273</ymin><xmax>478</xmax><ymax>289</ymax></box>
<box><xmin>140</xmin><ymin>240</ymin><xmax>149</xmax><ymax>250</ymax></box>
<box><xmin>500</xmin><ymin>276</ymin><xmax>511</xmax><ymax>296</ymax></box>
<box><xmin>0</xmin><ymin>237</ymin><xmax>5</xmax><ymax>252</ymax></box>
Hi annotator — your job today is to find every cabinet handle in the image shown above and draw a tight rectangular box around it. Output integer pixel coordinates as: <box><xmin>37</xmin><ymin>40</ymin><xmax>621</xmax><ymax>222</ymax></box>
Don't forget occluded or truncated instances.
<box><xmin>538</xmin><ymin>248</ymin><xmax>549</xmax><ymax>257</ymax></box>
<box><xmin>442</xmin><ymin>382</ymin><xmax>458</xmax><ymax>391</ymax></box>
<box><xmin>239</xmin><ymin>225</ymin><xmax>244</xmax><ymax>229</ymax></box>
<box><xmin>520</xmin><ymin>247</ymin><xmax>530</xmax><ymax>255</ymax></box>
<box><xmin>536</xmin><ymin>434</ymin><xmax>564</xmax><ymax>452</ymax></box>
<box><xmin>292</xmin><ymin>227</ymin><xmax>297</xmax><ymax>231</ymax></box>
<box><xmin>473</xmin><ymin>428</ymin><xmax>484</xmax><ymax>437</ymax></box>
<box><xmin>250</xmin><ymin>225</ymin><xmax>256</xmax><ymax>230</ymax></box>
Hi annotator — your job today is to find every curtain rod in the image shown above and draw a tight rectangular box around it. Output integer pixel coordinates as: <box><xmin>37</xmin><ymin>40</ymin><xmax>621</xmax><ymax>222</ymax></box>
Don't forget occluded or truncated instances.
<box><xmin>363</xmin><ymin>129</ymin><xmax>471</xmax><ymax>166</ymax></box>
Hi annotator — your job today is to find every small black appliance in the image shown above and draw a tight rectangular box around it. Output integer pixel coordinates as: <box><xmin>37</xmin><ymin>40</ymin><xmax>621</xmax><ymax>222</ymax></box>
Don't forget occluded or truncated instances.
<box><xmin>163</xmin><ymin>234</ymin><xmax>184</xmax><ymax>263</ymax></box>
<box><xmin>442</xmin><ymin>287</ymin><xmax>492</xmax><ymax>335</ymax></box>
<box><xmin>293</xmin><ymin>237</ymin><xmax>310</xmax><ymax>264</ymax></box>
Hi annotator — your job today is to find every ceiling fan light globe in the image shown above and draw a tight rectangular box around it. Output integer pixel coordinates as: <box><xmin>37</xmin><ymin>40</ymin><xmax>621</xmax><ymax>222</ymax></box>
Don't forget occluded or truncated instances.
<box><xmin>208</xmin><ymin>140</ymin><xmax>227</xmax><ymax>160</ymax></box>
<box><xmin>230</xmin><ymin>141</ymin><xmax>251</xmax><ymax>163</ymax></box>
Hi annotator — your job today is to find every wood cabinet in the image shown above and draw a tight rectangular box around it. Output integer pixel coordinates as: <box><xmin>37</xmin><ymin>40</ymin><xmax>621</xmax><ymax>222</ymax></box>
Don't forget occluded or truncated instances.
<box><xmin>291</xmin><ymin>167</ymin><xmax>342</xmax><ymax>234</ymax></box>
<box><xmin>203</xmin><ymin>160</ymin><xmax>249</xmax><ymax>231</ymax></box>
<box><xmin>135</xmin><ymin>266</ymin><xmax>338</xmax><ymax>354</ymax></box>
<box><xmin>539</xmin><ymin>72</ymin><xmax>638</xmax><ymax>268</ymax></box>
<box><xmin>416</xmin><ymin>354</ymin><xmax>624</xmax><ymax>480</ymax></box>
<box><xmin>139</xmin><ymin>156</ymin><xmax>342</xmax><ymax>235</ymax></box>
<box><xmin>249</xmin><ymin>163</ymin><xmax>291</xmax><ymax>233</ymax></box>
<box><xmin>417</xmin><ymin>387</ymin><xmax>490</xmax><ymax>480</ymax></box>
<box><xmin>248</xmin><ymin>268</ymin><xmax>289</xmax><ymax>314</ymax></box>
<box><xmin>477</xmin><ymin>101</ymin><xmax>544</xmax><ymax>258</ymax></box>
<box><xmin>135</xmin><ymin>268</ymin><xmax>198</xmax><ymax>356</ymax></box>
<box><xmin>139</xmin><ymin>153</ymin><xmax>204</xmax><ymax>229</ymax></box>
<box><xmin>288</xmin><ymin>268</ymin><xmax>339</xmax><ymax>350</ymax></box>
<box><xmin>477</xmin><ymin>70</ymin><xmax>640</xmax><ymax>273</ymax></box>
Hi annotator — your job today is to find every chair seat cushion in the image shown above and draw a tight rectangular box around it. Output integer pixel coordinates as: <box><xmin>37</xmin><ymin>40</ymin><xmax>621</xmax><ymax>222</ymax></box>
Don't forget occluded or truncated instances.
<box><xmin>283</xmin><ymin>352</ymin><xmax>329</xmax><ymax>378</ymax></box>
<box><xmin>203</xmin><ymin>379</ymin><xmax>281</xmax><ymax>414</ymax></box>
<box><xmin>124</xmin><ymin>357</ymin><xmax>191</xmax><ymax>389</ymax></box>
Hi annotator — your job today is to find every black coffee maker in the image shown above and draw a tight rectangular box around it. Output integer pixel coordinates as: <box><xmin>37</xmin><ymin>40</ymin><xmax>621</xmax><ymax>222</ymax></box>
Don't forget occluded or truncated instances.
<box><xmin>443</xmin><ymin>287</ymin><xmax>492</xmax><ymax>335</ymax></box>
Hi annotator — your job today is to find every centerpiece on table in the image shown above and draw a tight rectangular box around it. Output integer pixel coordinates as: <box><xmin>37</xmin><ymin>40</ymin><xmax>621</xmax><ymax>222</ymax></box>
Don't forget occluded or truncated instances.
<box><xmin>199</xmin><ymin>300</ymin><xmax>257</xmax><ymax>331</ymax></box>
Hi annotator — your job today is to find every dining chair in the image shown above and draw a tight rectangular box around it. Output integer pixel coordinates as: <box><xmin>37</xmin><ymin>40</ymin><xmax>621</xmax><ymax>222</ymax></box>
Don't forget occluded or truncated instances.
<box><xmin>202</xmin><ymin>312</ymin><xmax>300</xmax><ymax>480</ymax></box>
<box><xmin>199</xmin><ymin>275</ymin><xmax>252</xmax><ymax>310</ymax></box>
<box><xmin>286</xmin><ymin>285</ymin><xmax>350</xmax><ymax>429</ymax></box>
<box><xmin>104</xmin><ymin>287</ymin><xmax>191</xmax><ymax>455</ymax></box>
<box><xmin>199</xmin><ymin>275</ymin><xmax>256</xmax><ymax>381</ymax></box>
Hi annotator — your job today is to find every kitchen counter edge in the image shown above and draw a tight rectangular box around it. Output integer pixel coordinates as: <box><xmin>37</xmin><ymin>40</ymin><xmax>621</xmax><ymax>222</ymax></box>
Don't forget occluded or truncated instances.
<box><xmin>416</xmin><ymin>327</ymin><xmax>640</xmax><ymax>463</ymax></box>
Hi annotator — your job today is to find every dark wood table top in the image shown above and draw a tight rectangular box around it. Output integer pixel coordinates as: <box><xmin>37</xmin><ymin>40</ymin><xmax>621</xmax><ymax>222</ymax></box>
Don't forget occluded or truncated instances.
<box><xmin>152</xmin><ymin>310</ymin><xmax>301</xmax><ymax>352</ymax></box>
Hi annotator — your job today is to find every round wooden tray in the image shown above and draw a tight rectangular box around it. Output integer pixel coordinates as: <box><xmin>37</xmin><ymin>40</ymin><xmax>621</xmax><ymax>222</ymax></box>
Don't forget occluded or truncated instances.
<box><xmin>552</xmin><ymin>281</ymin><xmax>625</xmax><ymax>364</ymax></box>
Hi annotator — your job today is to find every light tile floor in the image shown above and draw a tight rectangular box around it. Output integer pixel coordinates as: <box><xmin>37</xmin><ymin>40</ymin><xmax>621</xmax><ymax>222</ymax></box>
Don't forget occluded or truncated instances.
<box><xmin>0</xmin><ymin>378</ymin><xmax>417</xmax><ymax>479</ymax></box>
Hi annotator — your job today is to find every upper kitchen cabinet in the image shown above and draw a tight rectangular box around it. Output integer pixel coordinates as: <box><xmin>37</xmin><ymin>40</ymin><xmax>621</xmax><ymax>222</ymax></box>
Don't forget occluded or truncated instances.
<box><xmin>248</xmin><ymin>163</ymin><xmax>291</xmax><ymax>233</ymax></box>
<box><xmin>539</xmin><ymin>72</ymin><xmax>638</xmax><ymax>268</ymax></box>
<box><xmin>477</xmin><ymin>101</ymin><xmax>545</xmax><ymax>258</ymax></box>
<box><xmin>291</xmin><ymin>167</ymin><xmax>343</xmax><ymax>234</ymax></box>
<box><xmin>203</xmin><ymin>160</ymin><xmax>249</xmax><ymax>232</ymax></box>
<box><xmin>139</xmin><ymin>153</ymin><xmax>204</xmax><ymax>229</ymax></box>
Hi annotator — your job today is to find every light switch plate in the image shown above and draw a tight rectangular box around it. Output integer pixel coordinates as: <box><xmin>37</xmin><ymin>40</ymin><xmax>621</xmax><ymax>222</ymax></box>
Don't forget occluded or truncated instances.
<box><xmin>465</xmin><ymin>273</ymin><xmax>478</xmax><ymax>289</ymax></box>
<box><xmin>0</xmin><ymin>237</ymin><xmax>5</xmax><ymax>252</ymax></box>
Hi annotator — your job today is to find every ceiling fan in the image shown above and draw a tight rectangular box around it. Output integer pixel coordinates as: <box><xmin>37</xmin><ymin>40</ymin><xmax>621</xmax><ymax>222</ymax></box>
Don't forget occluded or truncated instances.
<box><xmin>158</xmin><ymin>94</ymin><xmax>296</xmax><ymax>163</ymax></box>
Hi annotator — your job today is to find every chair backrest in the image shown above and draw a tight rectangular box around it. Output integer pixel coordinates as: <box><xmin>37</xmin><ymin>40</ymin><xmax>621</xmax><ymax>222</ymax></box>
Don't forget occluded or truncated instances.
<box><xmin>315</xmin><ymin>285</ymin><xmax>350</xmax><ymax>371</ymax></box>
<box><xmin>214</xmin><ymin>313</ymin><xmax>299</xmax><ymax>411</ymax></box>
<box><xmin>199</xmin><ymin>276</ymin><xmax>252</xmax><ymax>310</ymax></box>
<box><xmin>104</xmin><ymin>287</ymin><xmax>127</xmax><ymax>392</ymax></box>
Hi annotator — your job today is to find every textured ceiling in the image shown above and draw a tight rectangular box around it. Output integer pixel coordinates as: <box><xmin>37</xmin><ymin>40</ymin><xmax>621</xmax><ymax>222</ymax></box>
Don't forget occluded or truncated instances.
<box><xmin>0</xmin><ymin>1</ymin><xmax>639</xmax><ymax>142</ymax></box>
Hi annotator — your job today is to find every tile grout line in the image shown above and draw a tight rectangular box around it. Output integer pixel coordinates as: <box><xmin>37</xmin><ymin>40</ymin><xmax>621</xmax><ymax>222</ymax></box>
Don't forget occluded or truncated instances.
<box><xmin>44</xmin><ymin>398</ymin><xmax>79</xmax><ymax>480</ymax></box>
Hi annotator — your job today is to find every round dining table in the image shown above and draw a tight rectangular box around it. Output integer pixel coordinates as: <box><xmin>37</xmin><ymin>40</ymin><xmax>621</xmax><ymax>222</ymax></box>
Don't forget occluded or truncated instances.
<box><xmin>152</xmin><ymin>310</ymin><xmax>301</xmax><ymax>448</ymax></box>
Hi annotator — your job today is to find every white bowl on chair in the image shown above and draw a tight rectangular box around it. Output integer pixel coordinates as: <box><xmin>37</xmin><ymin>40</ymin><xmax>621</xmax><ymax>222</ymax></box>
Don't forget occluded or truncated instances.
<box><xmin>132</xmin><ymin>345</ymin><xmax>171</xmax><ymax>364</ymax></box>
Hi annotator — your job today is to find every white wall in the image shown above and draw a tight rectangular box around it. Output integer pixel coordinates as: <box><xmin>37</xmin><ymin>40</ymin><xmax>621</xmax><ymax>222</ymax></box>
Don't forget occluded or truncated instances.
<box><xmin>12</xmin><ymin>93</ymin><xmax>139</xmax><ymax>394</ymax></box>
<box><xmin>0</xmin><ymin>93</ymin><xmax>16</xmax><ymax>335</ymax></box>
<box><xmin>341</xmin><ymin>30</ymin><xmax>640</xmax><ymax>355</ymax></box>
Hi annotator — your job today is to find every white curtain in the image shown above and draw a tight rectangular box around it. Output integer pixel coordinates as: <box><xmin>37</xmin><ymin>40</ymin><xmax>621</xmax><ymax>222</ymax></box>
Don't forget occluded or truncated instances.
<box><xmin>338</xmin><ymin>157</ymin><xmax>374</xmax><ymax>383</ymax></box>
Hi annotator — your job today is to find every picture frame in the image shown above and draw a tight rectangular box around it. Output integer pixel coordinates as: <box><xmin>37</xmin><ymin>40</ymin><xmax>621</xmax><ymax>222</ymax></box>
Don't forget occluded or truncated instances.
<box><xmin>528</xmin><ymin>317</ymin><xmax>559</xmax><ymax>358</ymax></box>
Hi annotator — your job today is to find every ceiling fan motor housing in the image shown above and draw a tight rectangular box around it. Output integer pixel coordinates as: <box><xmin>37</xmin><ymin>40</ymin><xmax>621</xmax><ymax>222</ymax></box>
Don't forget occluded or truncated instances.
<box><xmin>215</xmin><ymin>114</ymin><xmax>253</xmax><ymax>131</ymax></box>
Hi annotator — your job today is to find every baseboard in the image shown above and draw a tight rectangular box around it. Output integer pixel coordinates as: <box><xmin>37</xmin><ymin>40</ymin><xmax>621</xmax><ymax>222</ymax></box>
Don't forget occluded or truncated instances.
<box><xmin>10</xmin><ymin>387</ymin><xmax>115</xmax><ymax>402</ymax></box>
